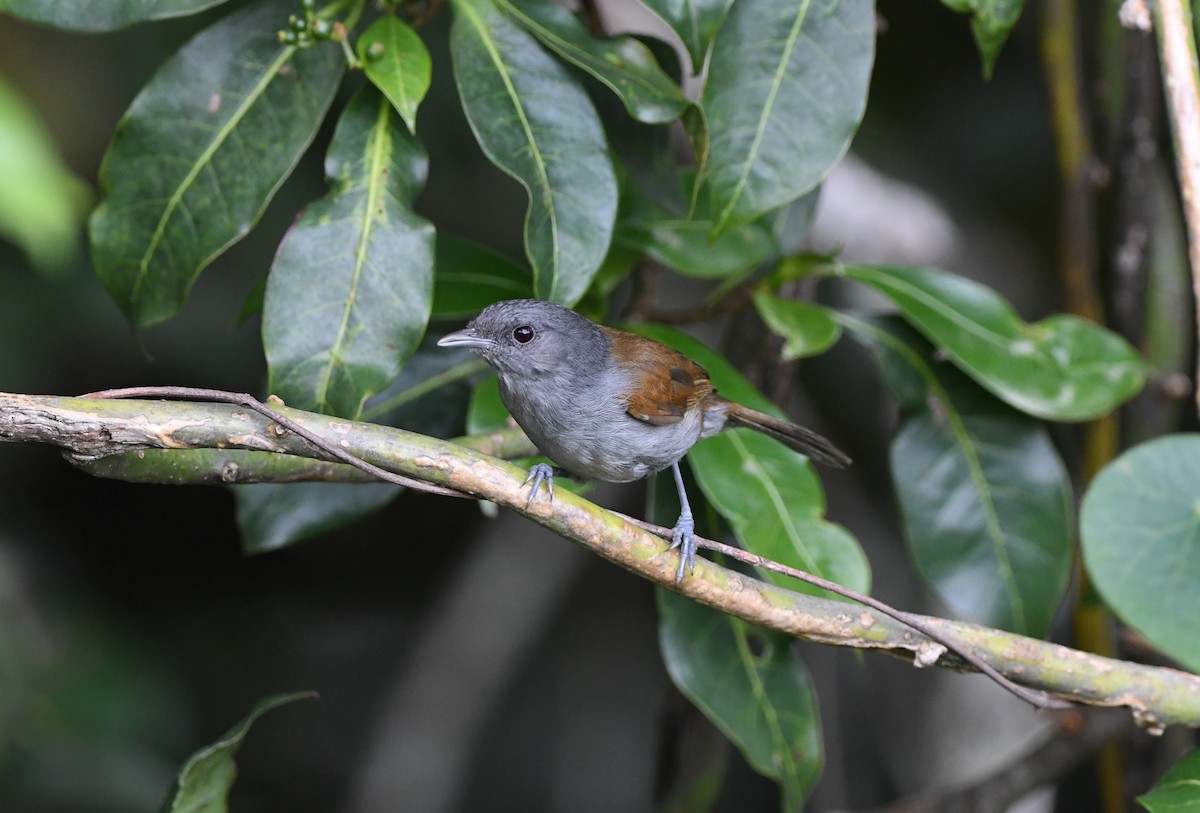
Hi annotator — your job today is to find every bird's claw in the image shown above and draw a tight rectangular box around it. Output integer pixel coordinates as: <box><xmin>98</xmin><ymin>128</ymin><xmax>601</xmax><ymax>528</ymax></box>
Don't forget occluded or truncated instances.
<box><xmin>523</xmin><ymin>462</ymin><xmax>555</xmax><ymax>509</ymax></box>
<box><xmin>669</xmin><ymin>513</ymin><xmax>696</xmax><ymax>584</ymax></box>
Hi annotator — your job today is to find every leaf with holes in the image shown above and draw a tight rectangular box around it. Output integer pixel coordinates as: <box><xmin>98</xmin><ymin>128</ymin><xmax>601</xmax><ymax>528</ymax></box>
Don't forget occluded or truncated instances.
<box><xmin>658</xmin><ymin>589</ymin><xmax>822</xmax><ymax>810</ymax></box>
<box><xmin>631</xmin><ymin>323</ymin><xmax>869</xmax><ymax>598</ymax></box>
<box><xmin>264</xmin><ymin>86</ymin><xmax>434</xmax><ymax>419</ymax></box>
<box><xmin>703</xmin><ymin>0</ymin><xmax>874</xmax><ymax>234</ymax></box>
<box><xmin>89</xmin><ymin>0</ymin><xmax>344</xmax><ymax>329</ymax></box>
<box><xmin>450</xmin><ymin>0</ymin><xmax>617</xmax><ymax>306</ymax></box>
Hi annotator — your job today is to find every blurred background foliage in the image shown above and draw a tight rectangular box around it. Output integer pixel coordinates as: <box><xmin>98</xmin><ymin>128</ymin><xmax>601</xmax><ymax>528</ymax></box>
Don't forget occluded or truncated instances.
<box><xmin>0</xmin><ymin>0</ymin><xmax>1197</xmax><ymax>811</ymax></box>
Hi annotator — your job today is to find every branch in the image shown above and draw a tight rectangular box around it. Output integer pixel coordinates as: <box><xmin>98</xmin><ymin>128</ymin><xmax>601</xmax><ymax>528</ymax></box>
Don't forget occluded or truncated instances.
<box><xmin>3</xmin><ymin>391</ymin><xmax>1200</xmax><ymax>730</ymax></box>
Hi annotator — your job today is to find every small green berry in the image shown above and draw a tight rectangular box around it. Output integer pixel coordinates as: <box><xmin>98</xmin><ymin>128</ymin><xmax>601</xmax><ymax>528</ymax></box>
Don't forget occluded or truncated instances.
<box><xmin>310</xmin><ymin>18</ymin><xmax>332</xmax><ymax>39</ymax></box>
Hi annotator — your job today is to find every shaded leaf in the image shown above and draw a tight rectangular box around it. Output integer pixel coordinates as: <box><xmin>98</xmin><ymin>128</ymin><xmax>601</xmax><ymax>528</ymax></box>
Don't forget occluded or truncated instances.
<box><xmin>850</xmin><ymin>316</ymin><xmax>1072</xmax><ymax>635</ymax></box>
<box><xmin>638</xmin><ymin>0</ymin><xmax>733</xmax><ymax>72</ymax></box>
<box><xmin>466</xmin><ymin>373</ymin><xmax>509</xmax><ymax>435</ymax></box>
<box><xmin>499</xmin><ymin>0</ymin><xmax>688</xmax><ymax>124</ymax></box>
<box><xmin>703</xmin><ymin>0</ymin><xmax>874</xmax><ymax>234</ymax></box>
<box><xmin>1139</xmin><ymin>749</ymin><xmax>1200</xmax><ymax>812</ymax></box>
<box><xmin>631</xmin><ymin>323</ymin><xmax>869</xmax><ymax>597</ymax></box>
<box><xmin>836</xmin><ymin>264</ymin><xmax>1149</xmax><ymax>421</ymax></box>
<box><xmin>431</xmin><ymin>234</ymin><xmax>532</xmax><ymax>320</ymax></box>
<box><xmin>158</xmin><ymin>691</ymin><xmax>315</xmax><ymax>813</ymax></box>
<box><xmin>752</xmin><ymin>291</ymin><xmax>841</xmax><ymax>360</ymax></box>
<box><xmin>264</xmin><ymin>86</ymin><xmax>435</xmax><ymax>419</ymax></box>
<box><xmin>237</xmin><ymin>482</ymin><xmax>401</xmax><ymax>554</ymax></box>
<box><xmin>658</xmin><ymin>589</ymin><xmax>822</xmax><ymax>811</ymax></box>
<box><xmin>358</xmin><ymin>14</ymin><xmax>432</xmax><ymax>133</ymax></box>
<box><xmin>89</xmin><ymin>0</ymin><xmax>345</xmax><ymax>328</ymax></box>
<box><xmin>1081</xmin><ymin>435</ymin><xmax>1200</xmax><ymax>673</ymax></box>
<box><xmin>450</xmin><ymin>0</ymin><xmax>618</xmax><ymax>306</ymax></box>
<box><xmin>940</xmin><ymin>0</ymin><xmax>1023</xmax><ymax>78</ymax></box>
<box><xmin>1</xmin><ymin>0</ymin><xmax>227</xmax><ymax>31</ymax></box>
<box><xmin>0</xmin><ymin>72</ymin><xmax>90</xmax><ymax>273</ymax></box>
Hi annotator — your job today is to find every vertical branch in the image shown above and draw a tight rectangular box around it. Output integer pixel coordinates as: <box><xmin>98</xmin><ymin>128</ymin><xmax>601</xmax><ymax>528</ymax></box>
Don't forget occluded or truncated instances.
<box><xmin>1155</xmin><ymin>0</ymin><xmax>1200</xmax><ymax>419</ymax></box>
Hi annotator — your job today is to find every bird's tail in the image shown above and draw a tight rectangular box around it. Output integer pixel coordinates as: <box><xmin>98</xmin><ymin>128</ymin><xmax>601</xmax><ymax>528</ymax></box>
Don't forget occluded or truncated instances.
<box><xmin>724</xmin><ymin>403</ymin><xmax>851</xmax><ymax>468</ymax></box>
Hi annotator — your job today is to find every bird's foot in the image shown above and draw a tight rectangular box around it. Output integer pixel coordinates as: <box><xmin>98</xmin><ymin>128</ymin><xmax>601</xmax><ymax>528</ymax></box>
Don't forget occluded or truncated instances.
<box><xmin>522</xmin><ymin>462</ymin><xmax>555</xmax><ymax>508</ymax></box>
<box><xmin>668</xmin><ymin>512</ymin><xmax>696</xmax><ymax>584</ymax></box>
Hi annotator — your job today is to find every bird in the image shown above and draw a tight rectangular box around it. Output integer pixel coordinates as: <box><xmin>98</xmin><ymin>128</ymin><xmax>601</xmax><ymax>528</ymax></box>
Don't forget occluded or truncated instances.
<box><xmin>437</xmin><ymin>299</ymin><xmax>850</xmax><ymax>583</ymax></box>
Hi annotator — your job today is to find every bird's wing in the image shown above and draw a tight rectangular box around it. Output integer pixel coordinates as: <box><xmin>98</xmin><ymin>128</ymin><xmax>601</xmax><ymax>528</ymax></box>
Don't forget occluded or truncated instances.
<box><xmin>600</xmin><ymin>326</ymin><xmax>714</xmax><ymax>426</ymax></box>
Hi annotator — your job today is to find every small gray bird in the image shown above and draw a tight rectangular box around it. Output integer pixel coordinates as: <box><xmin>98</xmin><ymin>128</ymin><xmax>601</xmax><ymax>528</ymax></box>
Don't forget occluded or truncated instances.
<box><xmin>438</xmin><ymin>299</ymin><xmax>849</xmax><ymax>582</ymax></box>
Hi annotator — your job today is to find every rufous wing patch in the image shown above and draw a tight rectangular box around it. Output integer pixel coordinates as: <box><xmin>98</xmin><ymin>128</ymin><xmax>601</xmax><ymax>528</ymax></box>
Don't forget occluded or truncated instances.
<box><xmin>600</xmin><ymin>326</ymin><xmax>714</xmax><ymax>426</ymax></box>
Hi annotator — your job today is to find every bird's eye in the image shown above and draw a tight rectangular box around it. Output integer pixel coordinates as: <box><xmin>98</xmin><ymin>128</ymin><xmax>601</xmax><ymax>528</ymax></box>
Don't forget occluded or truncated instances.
<box><xmin>513</xmin><ymin>325</ymin><xmax>535</xmax><ymax>344</ymax></box>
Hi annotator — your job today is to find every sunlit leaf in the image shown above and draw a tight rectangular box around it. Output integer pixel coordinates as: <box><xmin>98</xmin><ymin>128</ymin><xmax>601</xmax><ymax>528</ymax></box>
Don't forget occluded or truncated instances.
<box><xmin>703</xmin><ymin>0</ymin><xmax>874</xmax><ymax>234</ymax></box>
<box><xmin>89</xmin><ymin>0</ymin><xmax>345</xmax><ymax>328</ymax></box>
<box><xmin>752</xmin><ymin>291</ymin><xmax>840</xmax><ymax>360</ymax></box>
<box><xmin>1081</xmin><ymin>435</ymin><xmax>1200</xmax><ymax>673</ymax></box>
<box><xmin>1139</xmin><ymin>749</ymin><xmax>1200</xmax><ymax>812</ymax></box>
<box><xmin>450</xmin><ymin>0</ymin><xmax>617</xmax><ymax>306</ymax></box>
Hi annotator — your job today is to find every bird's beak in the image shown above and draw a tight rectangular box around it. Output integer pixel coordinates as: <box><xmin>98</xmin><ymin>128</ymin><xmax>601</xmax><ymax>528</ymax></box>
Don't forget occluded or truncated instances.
<box><xmin>437</xmin><ymin>328</ymin><xmax>495</xmax><ymax>350</ymax></box>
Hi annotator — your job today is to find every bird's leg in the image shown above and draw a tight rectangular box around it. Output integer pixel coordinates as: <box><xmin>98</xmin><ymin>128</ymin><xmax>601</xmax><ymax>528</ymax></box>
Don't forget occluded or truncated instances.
<box><xmin>522</xmin><ymin>462</ymin><xmax>556</xmax><ymax>508</ymax></box>
<box><xmin>668</xmin><ymin>460</ymin><xmax>696</xmax><ymax>583</ymax></box>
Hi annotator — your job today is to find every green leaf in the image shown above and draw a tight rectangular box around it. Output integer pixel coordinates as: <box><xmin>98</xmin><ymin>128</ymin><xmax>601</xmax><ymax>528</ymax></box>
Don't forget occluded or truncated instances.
<box><xmin>1081</xmin><ymin>435</ymin><xmax>1200</xmax><ymax>673</ymax></box>
<box><xmin>631</xmin><ymin>323</ymin><xmax>869</xmax><ymax>597</ymax></box>
<box><xmin>450</xmin><ymin>0</ymin><xmax>618</xmax><ymax>306</ymax></box>
<box><xmin>89</xmin><ymin>0</ymin><xmax>345</xmax><ymax>329</ymax></box>
<box><xmin>264</xmin><ymin>86</ymin><xmax>435</xmax><ymax>419</ymax></box>
<box><xmin>638</xmin><ymin>0</ymin><xmax>733</xmax><ymax>72</ymax></box>
<box><xmin>836</xmin><ymin>264</ymin><xmax>1149</xmax><ymax>422</ymax></box>
<box><xmin>431</xmin><ymin>234</ymin><xmax>532</xmax><ymax>320</ymax></box>
<box><xmin>658</xmin><ymin>589</ymin><xmax>822</xmax><ymax>811</ymax></box>
<box><xmin>850</xmin><ymin>316</ymin><xmax>1073</xmax><ymax>636</ymax></box>
<box><xmin>1139</xmin><ymin>750</ymin><xmax>1200</xmax><ymax>812</ymax></box>
<box><xmin>466</xmin><ymin>374</ymin><xmax>509</xmax><ymax>435</ymax></box>
<box><xmin>752</xmin><ymin>291</ymin><xmax>841</xmax><ymax>360</ymax></box>
<box><xmin>617</xmin><ymin>178</ymin><xmax>778</xmax><ymax>279</ymax></box>
<box><xmin>237</xmin><ymin>482</ymin><xmax>400</xmax><ymax>554</ymax></box>
<box><xmin>940</xmin><ymin>0</ymin><xmax>1023</xmax><ymax>78</ymax></box>
<box><xmin>702</xmin><ymin>0</ymin><xmax>874</xmax><ymax>234</ymax></box>
<box><xmin>357</xmin><ymin>14</ymin><xmax>432</xmax><ymax>134</ymax></box>
<box><xmin>498</xmin><ymin>0</ymin><xmax>688</xmax><ymax>124</ymax></box>
<box><xmin>0</xmin><ymin>0</ymin><xmax>227</xmax><ymax>31</ymax></box>
<box><xmin>158</xmin><ymin>691</ymin><xmax>315</xmax><ymax>813</ymax></box>
<box><xmin>0</xmin><ymin>72</ymin><xmax>91</xmax><ymax>273</ymax></box>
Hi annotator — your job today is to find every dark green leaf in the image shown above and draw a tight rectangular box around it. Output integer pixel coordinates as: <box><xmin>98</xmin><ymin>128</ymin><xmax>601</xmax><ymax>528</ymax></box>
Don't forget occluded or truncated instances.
<box><xmin>358</xmin><ymin>14</ymin><xmax>432</xmax><ymax>133</ymax></box>
<box><xmin>616</xmin><ymin>170</ymin><xmax>779</xmax><ymax>279</ymax></box>
<box><xmin>158</xmin><ymin>691</ymin><xmax>315</xmax><ymax>813</ymax></box>
<box><xmin>0</xmin><ymin>72</ymin><xmax>91</xmax><ymax>273</ymax></box>
<box><xmin>703</xmin><ymin>0</ymin><xmax>874</xmax><ymax>234</ymax></box>
<box><xmin>837</xmin><ymin>264</ymin><xmax>1149</xmax><ymax>421</ymax></box>
<box><xmin>631</xmin><ymin>323</ymin><xmax>869</xmax><ymax>597</ymax></box>
<box><xmin>638</xmin><ymin>0</ymin><xmax>733</xmax><ymax>72</ymax></box>
<box><xmin>237</xmin><ymin>482</ymin><xmax>400</xmax><ymax>554</ymax></box>
<box><xmin>1139</xmin><ymin>750</ymin><xmax>1200</xmax><ymax>812</ymax></box>
<box><xmin>466</xmin><ymin>374</ymin><xmax>509</xmax><ymax>435</ymax></box>
<box><xmin>1</xmin><ymin>0</ymin><xmax>227</xmax><ymax>31</ymax></box>
<box><xmin>499</xmin><ymin>0</ymin><xmax>688</xmax><ymax>124</ymax></box>
<box><xmin>940</xmin><ymin>0</ymin><xmax>1023</xmax><ymax>78</ymax></box>
<box><xmin>752</xmin><ymin>291</ymin><xmax>841</xmax><ymax>360</ymax></box>
<box><xmin>264</xmin><ymin>87</ymin><xmax>435</xmax><ymax>419</ymax></box>
<box><xmin>1081</xmin><ymin>435</ymin><xmax>1200</xmax><ymax>673</ymax></box>
<box><xmin>658</xmin><ymin>590</ymin><xmax>822</xmax><ymax>811</ymax></box>
<box><xmin>89</xmin><ymin>0</ymin><xmax>345</xmax><ymax>328</ymax></box>
<box><xmin>450</xmin><ymin>0</ymin><xmax>618</xmax><ymax>306</ymax></box>
<box><xmin>431</xmin><ymin>233</ymin><xmax>532</xmax><ymax>320</ymax></box>
<box><xmin>858</xmin><ymin>316</ymin><xmax>1071</xmax><ymax>635</ymax></box>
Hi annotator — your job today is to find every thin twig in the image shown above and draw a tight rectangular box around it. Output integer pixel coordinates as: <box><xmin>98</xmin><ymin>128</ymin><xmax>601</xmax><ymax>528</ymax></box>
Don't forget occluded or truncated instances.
<box><xmin>81</xmin><ymin>386</ymin><xmax>471</xmax><ymax>499</ymax></box>
<box><xmin>613</xmin><ymin>512</ymin><xmax>1070</xmax><ymax>711</ymax></box>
